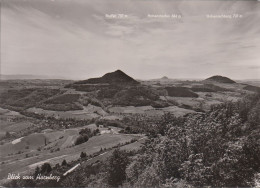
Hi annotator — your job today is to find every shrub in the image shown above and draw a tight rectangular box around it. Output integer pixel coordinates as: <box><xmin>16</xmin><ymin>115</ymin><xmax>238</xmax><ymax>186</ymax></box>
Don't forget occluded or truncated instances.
<box><xmin>5</xmin><ymin>131</ymin><xmax>11</xmax><ymax>138</ymax></box>
<box><xmin>80</xmin><ymin>152</ymin><xmax>87</xmax><ymax>158</ymax></box>
<box><xmin>79</xmin><ymin>128</ymin><xmax>92</xmax><ymax>137</ymax></box>
<box><xmin>61</xmin><ymin>159</ymin><xmax>67</xmax><ymax>166</ymax></box>
<box><xmin>75</xmin><ymin>135</ymin><xmax>89</xmax><ymax>145</ymax></box>
<box><xmin>40</xmin><ymin>163</ymin><xmax>52</xmax><ymax>174</ymax></box>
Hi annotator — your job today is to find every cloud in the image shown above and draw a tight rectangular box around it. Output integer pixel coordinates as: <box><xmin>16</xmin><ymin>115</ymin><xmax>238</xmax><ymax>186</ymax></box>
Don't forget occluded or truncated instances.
<box><xmin>1</xmin><ymin>0</ymin><xmax>260</xmax><ymax>79</ymax></box>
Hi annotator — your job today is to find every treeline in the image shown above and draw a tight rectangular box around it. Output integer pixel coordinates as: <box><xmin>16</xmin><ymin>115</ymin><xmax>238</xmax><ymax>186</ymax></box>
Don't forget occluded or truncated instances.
<box><xmin>2</xmin><ymin>112</ymin><xmax>96</xmax><ymax>141</ymax></box>
<box><xmin>0</xmin><ymin>88</ymin><xmax>64</xmax><ymax>111</ymax></box>
<box><xmin>39</xmin><ymin>94</ymin><xmax>83</xmax><ymax>111</ymax></box>
<box><xmin>0</xmin><ymin>88</ymin><xmax>84</xmax><ymax>112</ymax></box>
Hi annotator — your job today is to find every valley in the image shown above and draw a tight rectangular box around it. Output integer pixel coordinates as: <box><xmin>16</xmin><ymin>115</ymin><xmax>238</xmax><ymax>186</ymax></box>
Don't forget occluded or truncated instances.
<box><xmin>0</xmin><ymin>70</ymin><xmax>259</xmax><ymax>186</ymax></box>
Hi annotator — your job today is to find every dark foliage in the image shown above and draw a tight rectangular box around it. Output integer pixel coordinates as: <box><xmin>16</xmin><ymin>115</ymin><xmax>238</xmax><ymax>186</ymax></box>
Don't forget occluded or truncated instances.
<box><xmin>75</xmin><ymin>135</ymin><xmax>89</xmax><ymax>145</ymax></box>
<box><xmin>190</xmin><ymin>87</ymin><xmax>214</xmax><ymax>92</ymax></box>
<box><xmin>5</xmin><ymin>131</ymin><xmax>11</xmax><ymax>138</ymax></box>
<box><xmin>113</xmin><ymin>86</ymin><xmax>159</xmax><ymax>106</ymax></box>
<box><xmin>80</xmin><ymin>152</ymin><xmax>87</xmax><ymax>158</ymax></box>
<box><xmin>44</xmin><ymin>94</ymin><xmax>80</xmax><ymax>104</ymax></box>
<box><xmin>62</xmin><ymin>159</ymin><xmax>67</xmax><ymax>166</ymax></box>
<box><xmin>34</xmin><ymin>166</ymin><xmax>40</xmax><ymax>179</ymax></box>
<box><xmin>107</xmin><ymin>149</ymin><xmax>129</xmax><ymax>187</ymax></box>
<box><xmin>39</xmin><ymin>103</ymin><xmax>83</xmax><ymax>111</ymax></box>
<box><xmin>97</xmin><ymin>85</ymin><xmax>123</xmax><ymax>99</ymax></box>
<box><xmin>165</xmin><ymin>87</ymin><xmax>199</xmax><ymax>98</ymax></box>
<box><xmin>79</xmin><ymin>128</ymin><xmax>92</xmax><ymax>137</ymax></box>
<box><xmin>243</xmin><ymin>84</ymin><xmax>260</xmax><ymax>93</ymax></box>
<box><xmin>40</xmin><ymin>163</ymin><xmax>52</xmax><ymax>175</ymax></box>
<box><xmin>0</xmin><ymin>88</ymin><xmax>63</xmax><ymax>110</ymax></box>
<box><xmin>190</xmin><ymin>83</ymin><xmax>230</xmax><ymax>92</ymax></box>
<box><xmin>124</xmin><ymin>94</ymin><xmax>260</xmax><ymax>187</ymax></box>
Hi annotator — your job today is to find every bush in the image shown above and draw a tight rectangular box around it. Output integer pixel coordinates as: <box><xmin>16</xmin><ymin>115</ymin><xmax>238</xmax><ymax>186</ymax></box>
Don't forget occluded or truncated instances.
<box><xmin>5</xmin><ymin>131</ymin><xmax>11</xmax><ymax>138</ymax></box>
<box><xmin>75</xmin><ymin>135</ymin><xmax>89</xmax><ymax>145</ymax></box>
<box><xmin>79</xmin><ymin>128</ymin><xmax>92</xmax><ymax>137</ymax></box>
<box><xmin>80</xmin><ymin>152</ymin><xmax>87</xmax><ymax>158</ymax></box>
<box><xmin>40</xmin><ymin>163</ymin><xmax>52</xmax><ymax>174</ymax></box>
<box><xmin>93</xmin><ymin>129</ymin><xmax>100</xmax><ymax>136</ymax></box>
<box><xmin>34</xmin><ymin>166</ymin><xmax>40</xmax><ymax>179</ymax></box>
<box><xmin>61</xmin><ymin>159</ymin><xmax>67</xmax><ymax>166</ymax></box>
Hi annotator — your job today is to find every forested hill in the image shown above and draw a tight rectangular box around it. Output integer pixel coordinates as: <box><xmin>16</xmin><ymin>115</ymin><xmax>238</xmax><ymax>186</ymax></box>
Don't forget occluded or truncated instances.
<box><xmin>73</xmin><ymin>70</ymin><xmax>139</xmax><ymax>85</ymax></box>
<box><xmin>205</xmin><ymin>75</ymin><xmax>236</xmax><ymax>84</ymax></box>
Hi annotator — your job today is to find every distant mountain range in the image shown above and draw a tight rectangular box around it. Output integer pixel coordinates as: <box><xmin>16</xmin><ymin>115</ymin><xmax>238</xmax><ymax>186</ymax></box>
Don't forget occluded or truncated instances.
<box><xmin>0</xmin><ymin>74</ymin><xmax>68</xmax><ymax>80</ymax></box>
<box><xmin>73</xmin><ymin>70</ymin><xmax>139</xmax><ymax>85</ymax></box>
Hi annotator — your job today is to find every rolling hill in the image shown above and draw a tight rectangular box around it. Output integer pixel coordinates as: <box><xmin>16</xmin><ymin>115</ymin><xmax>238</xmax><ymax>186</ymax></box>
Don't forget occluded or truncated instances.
<box><xmin>161</xmin><ymin>76</ymin><xmax>169</xmax><ymax>80</ymax></box>
<box><xmin>205</xmin><ymin>75</ymin><xmax>236</xmax><ymax>84</ymax></box>
<box><xmin>243</xmin><ymin>84</ymin><xmax>260</xmax><ymax>93</ymax></box>
<box><xmin>73</xmin><ymin>70</ymin><xmax>139</xmax><ymax>85</ymax></box>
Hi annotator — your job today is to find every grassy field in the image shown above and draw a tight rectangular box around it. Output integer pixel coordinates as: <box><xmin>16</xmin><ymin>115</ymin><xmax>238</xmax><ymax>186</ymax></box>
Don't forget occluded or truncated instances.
<box><xmin>0</xmin><ymin>125</ymin><xmax>142</xmax><ymax>181</ymax></box>
<box><xmin>0</xmin><ymin>107</ymin><xmax>29</xmax><ymax>139</ymax></box>
<box><xmin>108</xmin><ymin>105</ymin><xmax>195</xmax><ymax>116</ymax></box>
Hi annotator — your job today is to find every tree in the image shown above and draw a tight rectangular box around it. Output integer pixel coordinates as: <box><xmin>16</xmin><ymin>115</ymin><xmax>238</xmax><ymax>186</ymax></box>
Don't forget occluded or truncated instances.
<box><xmin>93</xmin><ymin>129</ymin><xmax>100</xmax><ymax>135</ymax></box>
<box><xmin>180</xmin><ymin>153</ymin><xmax>212</xmax><ymax>186</ymax></box>
<box><xmin>80</xmin><ymin>152</ymin><xmax>87</xmax><ymax>159</ymax></box>
<box><xmin>75</xmin><ymin>135</ymin><xmax>89</xmax><ymax>145</ymax></box>
<box><xmin>40</xmin><ymin>163</ymin><xmax>52</xmax><ymax>175</ymax></box>
<box><xmin>107</xmin><ymin>149</ymin><xmax>129</xmax><ymax>187</ymax></box>
<box><xmin>134</xmin><ymin>165</ymin><xmax>160</xmax><ymax>187</ymax></box>
<box><xmin>34</xmin><ymin>166</ymin><xmax>40</xmax><ymax>179</ymax></box>
<box><xmin>5</xmin><ymin>131</ymin><xmax>11</xmax><ymax>138</ymax></box>
<box><xmin>62</xmin><ymin>159</ymin><xmax>67</xmax><ymax>166</ymax></box>
<box><xmin>211</xmin><ymin>140</ymin><xmax>256</xmax><ymax>187</ymax></box>
<box><xmin>79</xmin><ymin>128</ymin><xmax>92</xmax><ymax>137</ymax></box>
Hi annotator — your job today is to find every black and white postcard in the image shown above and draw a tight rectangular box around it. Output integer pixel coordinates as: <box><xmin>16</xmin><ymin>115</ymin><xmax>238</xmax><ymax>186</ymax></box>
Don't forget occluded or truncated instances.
<box><xmin>0</xmin><ymin>0</ymin><xmax>259</xmax><ymax>187</ymax></box>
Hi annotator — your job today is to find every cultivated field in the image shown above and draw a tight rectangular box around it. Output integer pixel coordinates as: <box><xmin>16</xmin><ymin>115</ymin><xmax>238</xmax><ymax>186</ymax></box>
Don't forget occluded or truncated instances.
<box><xmin>0</xmin><ymin>124</ymin><xmax>143</xmax><ymax>182</ymax></box>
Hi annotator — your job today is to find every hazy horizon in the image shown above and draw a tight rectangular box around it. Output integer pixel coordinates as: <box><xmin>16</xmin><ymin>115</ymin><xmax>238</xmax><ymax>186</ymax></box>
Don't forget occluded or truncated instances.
<box><xmin>2</xmin><ymin>71</ymin><xmax>260</xmax><ymax>81</ymax></box>
<box><xmin>1</xmin><ymin>0</ymin><xmax>260</xmax><ymax>80</ymax></box>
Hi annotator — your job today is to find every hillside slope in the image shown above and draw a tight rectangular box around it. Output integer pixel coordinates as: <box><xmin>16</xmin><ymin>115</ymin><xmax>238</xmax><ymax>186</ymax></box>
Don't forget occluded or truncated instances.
<box><xmin>73</xmin><ymin>70</ymin><xmax>139</xmax><ymax>85</ymax></box>
<box><xmin>205</xmin><ymin>75</ymin><xmax>236</xmax><ymax>84</ymax></box>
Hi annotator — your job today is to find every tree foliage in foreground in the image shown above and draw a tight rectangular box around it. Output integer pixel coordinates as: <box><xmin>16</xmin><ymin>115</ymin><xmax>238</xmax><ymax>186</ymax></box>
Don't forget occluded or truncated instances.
<box><xmin>107</xmin><ymin>149</ymin><xmax>129</xmax><ymax>187</ymax></box>
<box><xmin>126</xmin><ymin>94</ymin><xmax>260</xmax><ymax>187</ymax></box>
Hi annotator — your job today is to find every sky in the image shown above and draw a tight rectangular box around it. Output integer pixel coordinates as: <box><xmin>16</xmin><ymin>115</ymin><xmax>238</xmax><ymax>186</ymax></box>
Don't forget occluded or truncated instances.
<box><xmin>1</xmin><ymin>0</ymin><xmax>260</xmax><ymax>80</ymax></box>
